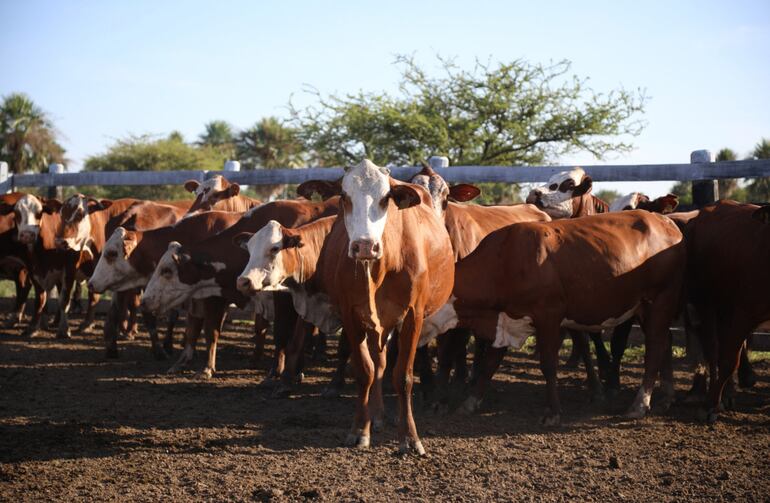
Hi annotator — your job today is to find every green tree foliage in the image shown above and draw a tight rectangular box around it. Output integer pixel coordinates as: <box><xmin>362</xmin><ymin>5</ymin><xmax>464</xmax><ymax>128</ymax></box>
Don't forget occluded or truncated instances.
<box><xmin>198</xmin><ymin>120</ymin><xmax>236</xmax><ymax>160</ymax></box>
<box><xmin>290</xmin><ymin>56</ymin><xmax>647</xmax><ymax>169</ymax></box>
<box><xmin>82</xmin><ymin>133</ymin><xmax>223</xmax><ymax>200</ymax></box>
<box><xmin>746</xmin><ymin>138</ymin><xmax>770</xmax><ymax>202</ymax></box>
<box><xmin>715</xmin><ymin>147</ymin><xmax>740</xmax><ymax>199</ymax></box>
<box><xmin>594</xmin><ymin>189</ymin><xmax>621</xmax><ymax>205</ymax></box>
<box><xmin>0</xmin><ymin>93</ymin><xmax>66</xmax><ymax>173</ymax></box>
<box><xmin>236</xmin><ymin>117</ymin><xmax>304</xmax><ymax>169</ymax></box>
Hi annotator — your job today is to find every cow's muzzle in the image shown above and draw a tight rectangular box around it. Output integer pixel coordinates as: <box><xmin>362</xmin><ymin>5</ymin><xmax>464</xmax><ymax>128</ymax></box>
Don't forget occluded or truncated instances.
<box><xmin>236</xmin><ymin>276</ymin><xmax>258</xmax><ymax>295</ymax></box>
<box><xmin>350</xmin><ymin>239</ymin><xmax>382</xmax><ymax>260</ymax></box>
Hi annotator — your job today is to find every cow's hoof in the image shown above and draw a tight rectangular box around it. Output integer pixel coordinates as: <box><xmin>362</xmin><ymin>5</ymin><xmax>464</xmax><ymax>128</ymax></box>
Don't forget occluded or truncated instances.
<box><xmin>541</xmin><ymin>413</ymin><xmax>561</xmax><ymax>427</ymax></box>
<box><xmin>295</xmin><ymin>372</ymin><xmax>304</xmax><ymax>385</ymax></box>
<box><xmin>459</xmin><ymin>395</ymin><xmax>482</xmax><ymax>414</ymax></box>
<box><xmin>195</xmin><ymin>368</ymin><xmax>213</xmax><ymax>380</ymax></box>
<box><xmin>321</xmin><ymin>385</ymin><xmax>343</xmax><ymax>399</ymax></box>
<box><xmin>270</xmin><ymin>383</ymin><xmax>292</xmax><ymax>399</ymax></box>
<box><xmin>22</xmin><ymin>328</ymin><xmax>41</xmax><ymax>338</ymax></box>
<box><xmin>345</xmin><ymin>432</ymin><xmax>370</xmax><ymax>449</ymax></box>
<box><xmin>76</xmin><ymin>323</ymin><xmax>94</xmax><ymax>334</ymax></box>
<box><xmin>397</xmin><ymin>439</ymin><xmax>426</xmax><ymax>457</ymax></box>
<box><xmin>624</xmin><ymin>405</ymin><xmax>649</xmax><ymax>420</ymax></box>
<box><xmin>105</xmin><ymin>347</ymin><xmax>119</xmax><ymax>359</ymax></box>
<box><xmin>721</xmin><ymin>395</ymin><xmax>736</xmax><ymax>411</ymax></box>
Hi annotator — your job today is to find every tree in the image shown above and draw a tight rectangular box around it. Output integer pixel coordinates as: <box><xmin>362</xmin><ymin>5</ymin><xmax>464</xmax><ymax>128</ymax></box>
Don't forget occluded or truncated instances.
<box><xmin>746</xmin><ymin>138</ymin><xmax>770</xmax><ymax>202</ymax></box>
<box><xmin>715</xmin><ymin>148</ymin><xmax>739</xmax><ymax>199</ymax></box>
<box><xmin>0</xmin><ymin>93</ymin><xmax>66</xmax><ymax>173</ymax></box>
<box><xmin>82</xmin><ymin>133</ymin><xmax>223</xmax><ymax>200</ymax></box>
<box><xmin>594</xmin><ymin>189</ymin><xmax>621</xmax><ymax>205</ymax></box>
<box><xmin>236</xmin><ymin>117</ymin><xmax>304</xmax><ymax>169</ymax></box>
<box><xmin>290</xmin><ymin>56</ymin><xmax>647</xmax><ymax>169</ymax></box>
<box><xmin>198</xmin><ymin>120</ymin><xmax>236</xmax><ymax>159</ymax></box>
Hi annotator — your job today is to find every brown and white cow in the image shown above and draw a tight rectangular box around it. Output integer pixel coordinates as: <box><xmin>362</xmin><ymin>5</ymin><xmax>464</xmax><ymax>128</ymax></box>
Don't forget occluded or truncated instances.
<box><xmin>681</xmin><ymin>201</ymin><xmax>770</xmax><ymax>422</ymax></box>
<box><xmin>283</xmin><ymin>159</ymin><xmax>455</xmax><ymax>455</ymax></box>
<box><xmin>610</xmin><ymin>192</ymin><xmax>679</xmax><ymax>214</ymax></box>
<box><xmin>140</xmin><ymin>197</ymin><xmax>341</xmax><ymax>378</ymax></box>
<box><xmin>184</xmin><ymin>175</ymin><xmax>261</xmax><ymax>213</ymax></box>
<box><xmin>422</xmin><ymin>210</ymin><xmax>686</xmax><ymax>424</ymax></box>
<box><xmin>525</xmin><ymin>167</ymin><xmax>608</xmax><ymax>219</ymax></box>
<box><xmin>0</xmin><ymin>193</ymin><xmax>34</xmax><ymax>327</ymax></box>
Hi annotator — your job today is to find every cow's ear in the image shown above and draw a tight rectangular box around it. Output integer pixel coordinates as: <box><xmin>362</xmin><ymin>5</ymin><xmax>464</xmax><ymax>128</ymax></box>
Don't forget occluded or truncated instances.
<box><xmin>226</xmin><ymin>183</ymin><xmax>240</xmax><ymax>197</ymax></box>
<box><xmin>0</xmin><ymin>203</ymin><xmax>14</xmax><ymax>215</ymax></box>
<box><xmin>573</xmin><ymin>175</ymin><xmax>593</xmax><ymax>197</ymax></box>
<box><xmin>448</xmin><ymin>184</ymin><xmax>481</xmax><ymax>203</ymax></box>
<box><xmin>282</xmin><ymin>234</ymin><xmax>302</xmax><ymax>249</ymax></box>
<box><xmin>752</xmin><ymin>206</ymin><xmax>770</xmax><ymax>224</ymax></box>
<box><xmin>42</xmin><ymin>198</ymin><xmax>62</xmax><ymax>214</ymax></box>
<box><xmin>122</xmin><ymin>213</ymin><xmax>138</xmax><ymax>231</ymax></box>
<box><xmin>389</xmin><ymin>184</ymin><xmax>422</xmax><ymax>210</ymax></box>
<box><xmin>657</xmin><ymin>194</ymin><xmax>679</xmax><ymax>214</ymax></box>
<box><xmin>232</xmin><ymin>232</ymin><xmax>253</xmax><ymax>250</ymax></box>
<box><xmin>87</xmin><ymin>198</ymin><xmax>113</xmax><ymax>212</ymax></box>
<box><xmin>297</xmin><ymin>180</ymin><xmax>342</xmax><ymax>200</ymax></box>
<box><xmin>184</xmin><ymin>180</ymin><xmax>200</xmax><ymax>193</ymax></box>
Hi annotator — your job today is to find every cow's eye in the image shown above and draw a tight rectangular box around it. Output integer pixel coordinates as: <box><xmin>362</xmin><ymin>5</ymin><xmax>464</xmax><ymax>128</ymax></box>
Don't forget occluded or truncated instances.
<box><xmin>549</xmin><ymin>183</ymin><xmax>558</xmax><ymax>191</ymax></box>
<box><xmin>270</xmin><ymin>245</ymin><xmax>280</xmax><ymax>255</ymax></box>
<box><xmin>160</xmin><ymin>267</ymin><xmax>173</xmax><ymax>278</ymax></box>
<box><xmin>35</xmin><ymin>212</ymin><xmax>43</xmax><ymax>219</ymax></box>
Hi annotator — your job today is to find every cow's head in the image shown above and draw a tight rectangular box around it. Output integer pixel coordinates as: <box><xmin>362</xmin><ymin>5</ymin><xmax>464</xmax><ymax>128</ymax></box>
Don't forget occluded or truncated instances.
<box><xmin>409</xmin><ymin>162</ymin><xmax>480</xmax><ymax>219</ymax></box>
<box><xmin>637</xmin><ymin>193</ymin><xmax>679</xmax><ymax>214</ymax></box>
<box><xmin>234</xmin><ymin>220</ymin><xmax>302</xmax><ymax>295</ymax></box>
<box><xmin>185</xmin><ymin>175</ymin><xmax>240</xmax><ymax>212</ymax></box>
<box><xmin>525</xmin><ymin>168</ymin><xmax>593</xmax><ymax>219</ymax></box>
<box><xmin>0</xmin><ymin>194</ymin><xmax>62</xmax><ymax>244</ymax></box>
<box><xmin>56</xmin><ymin>194</ymin><xmax>113</xmax><ymax>251</ymax></box>
<box><xmin>88</xmin><ymin>227</ymin><xmax>145</xmax><ymax>293</ymax></box>
<box><xmin>141</xmin><ymin>242</ymin><xmax>225</xmax><ymax>314</ymax></box>
<box><xmin>298</xmin><ymin>159</ymin><xmax>422</xmax><ymax>260</ymax></box>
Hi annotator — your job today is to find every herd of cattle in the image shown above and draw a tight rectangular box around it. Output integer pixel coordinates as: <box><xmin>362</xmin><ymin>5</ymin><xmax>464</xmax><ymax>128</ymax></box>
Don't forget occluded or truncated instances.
<box><xmin>1</xmin><ymin>159</ymin><xmax>768</xmax><ymax>455</ymax></box>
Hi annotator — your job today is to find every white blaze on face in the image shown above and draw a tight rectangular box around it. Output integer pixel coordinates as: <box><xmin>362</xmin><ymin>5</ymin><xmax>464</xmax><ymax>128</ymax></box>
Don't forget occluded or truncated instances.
<box><xmin>341</xmin><ymin>159</ymin><xmax>391</xmax><ymax>258</ymax></box>
<box><xmin>15</xmin><ymin>194</ymin><xmax>44</xmax><ymax>243</ymax></box>
<box><xmin>527</xmin><ymin>168</ymin><xmax>586</xmax><ymax>219</ymax></box>
<box><xmin>609</xmin><ymin>192</ymin><xmax>643</xmax><ymax>212</ymax></box>
<box><xmin>410</xmin><ymin>173</ymin><xmax>448</xmax><ymax>219</ymax></box>
<box><xmin>238</xmin><ymin>220</ymin><xmax>287</xmax><ymax>292</ymax></box>
<box><xmin>142</xmin><ymin>242</ymin><xmax>190</xmax><ymax>314</ymax></box>
<box><xmin>61</xmin><ymin>195</ymin><xmax>92</xmax><ymax>250</ymax></box>
<box><xmin>195</xmin><ymin>176</ymin><xmax>225</xmax><ymax>203</ymax></box>
<box><xmin>89</xmin><ymin>228</ymin><xmax>144</xmax><ymax>293</ymax></box>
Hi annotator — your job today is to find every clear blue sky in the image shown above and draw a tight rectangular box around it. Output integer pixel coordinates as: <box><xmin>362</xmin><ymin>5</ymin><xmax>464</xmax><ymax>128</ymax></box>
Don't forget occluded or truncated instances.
<box><xmin>1</xmin><ymin>0</ymin><xmax>768</xmax><ymax>196</ymax></box>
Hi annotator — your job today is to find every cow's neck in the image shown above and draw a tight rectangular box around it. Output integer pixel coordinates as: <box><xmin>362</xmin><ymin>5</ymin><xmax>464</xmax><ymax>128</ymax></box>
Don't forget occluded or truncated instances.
<box><xmin>290</xmin><ymin>218</ymin><xmax>335</xmax><ymax>284</ymax></box>
<box><xmin>572</xmin><ymin>194</ymin><xmax>608</xmax><ymax>217</ymax></box>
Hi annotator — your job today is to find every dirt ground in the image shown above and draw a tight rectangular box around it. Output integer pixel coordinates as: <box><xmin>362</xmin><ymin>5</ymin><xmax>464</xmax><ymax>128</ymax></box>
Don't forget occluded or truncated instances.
<box><xmin>1</xmin><ymin>312</ymin><xmax>769</xmax><ymax>502</ymax></box>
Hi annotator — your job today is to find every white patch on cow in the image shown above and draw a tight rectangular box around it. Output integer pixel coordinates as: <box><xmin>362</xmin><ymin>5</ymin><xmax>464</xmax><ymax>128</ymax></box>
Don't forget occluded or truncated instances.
<box><xmin>341</xmin><ymin>159</ymin><xmax>391</xmax><ymax>258</ymax></box>
<box><xmin>419</xmin><ymin>297</ymin><xmax>459</xmax><ymax>347</ymax></box>
<box><xmin>561</xmin><ymin>304</ymin><xmax>639</xmax><ymax>332</ymax></box>
<box><xmin>195</xmin><ymin>176</ymin><xmax>225</xmax><ymax>202</ymax></box>
<box><xmin>14</xmin><ymin>194</ymin><xmax>44</xmax><ymax>243</ymax></box>
<box><xmin>89</xmin><ymin>228</ymin><xmax>147</xmax><ymax>293</ymax></box>
<box><xmin>609</xmin><ymin>192</ymin><xmax>642</xmax><ymax>212</ymax></box>
<box><xmin>410</xmin><ymin>173</ymin><xmax>447</xmax><ymax>219</ymax></box>
<box><xmin>237</xmin><ymin>221</ymin><xmax>286</xmax><ymax>291</ymax></box>
<box><xmin>527</xmin><ymin>168</ymin><xmax>586</xmax><ymax>219</ymax></box>
<box><xmin>290</xmin><ymin>288</ymin><xmax>341</xmax><ymax>335</ymax></box>
<box><xmin>492</xmin><ymin>314</ymin><xmax>535</xmax><ymax>349</ymax></box>
<box><xmin>61</xmin><ymin>195</ymin><xmax>92</xmax><ymax>251</ymax></box>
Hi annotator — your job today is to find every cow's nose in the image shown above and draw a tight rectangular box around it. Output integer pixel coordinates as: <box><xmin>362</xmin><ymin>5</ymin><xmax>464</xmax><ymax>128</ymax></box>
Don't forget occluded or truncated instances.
<box><xmin>236</xmin><ymin>276</ymin><xmax>255</xmax><ymax>294</ymax></box>
<box><xmin>351</xmin><ymin>239</ymin><xmax>381</xmax><ymax>260</ymax></box>
<box><xmin>19</xmin><ymin>231</ymin><xmax>35</xmax><ymax>244</ymax></box>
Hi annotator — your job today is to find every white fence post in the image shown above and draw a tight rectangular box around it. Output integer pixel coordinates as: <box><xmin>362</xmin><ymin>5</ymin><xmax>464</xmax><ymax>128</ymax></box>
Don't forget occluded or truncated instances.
<box><xmin>428</xmin><ymin>156</ymin><xmax>449</xmax><ymax>170</ymax></box>
<box><xmin>691</xmin><ymin>150</ymin><xmax>717</xmax><ymax>207</ymax></box>
<box><xmin>48</xmin><ymin>163</ymin><xmax>65</xmax><ymax>200</ymax></box>
<box><xmin>223</xmin><ymin>160</ymin><xmax>241</xmax><ymax>172</ymax></box>
<box><xmin>0</xmin><ymin>162</ymin><xmax>9</xmax><ymax>193</ymax></box>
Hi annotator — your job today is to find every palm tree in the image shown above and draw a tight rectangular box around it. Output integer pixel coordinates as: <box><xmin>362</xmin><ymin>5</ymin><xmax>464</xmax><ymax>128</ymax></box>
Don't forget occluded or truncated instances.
<box><xmin>747</xmin><ymin>138</ymin><xmax>770</xmax><ymax>202</ymax></box>
<box><xmin>0</xmin><ymin>93</ymin><xmax>65</xmax><ymax>173</ymax></box>
<box><xmin>197</xmin><ymin>120</ymin><xmax>235</xmax><ymax>157</ymax></box>
<box><xmin>715</xmin><ymin>147</ymin><xmax>738</xmax><ymax>199</ymax></box>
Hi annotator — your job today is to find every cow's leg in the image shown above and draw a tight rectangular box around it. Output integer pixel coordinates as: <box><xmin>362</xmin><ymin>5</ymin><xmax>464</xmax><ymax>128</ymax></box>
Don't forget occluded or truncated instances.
<box><xmin>267</xmin><ymin>292</ymin><xmax>298</xmax><ymax>381</ymax></box>
<box><xmin>737</xmin><ymin>337</ymin><xmax>756</xmax><ymax>389</ymax></box>
<box><xmin>344</xmin><ymin>322</ymin><xmax>373</xmax><ymax>449</ymax></box>
<box><xmin>590</xmin><ymin>333</ymin><xmax>610</xmax><ymax>382</ymax></box>
<box><xmin>196</xmin><ymin>298</ymin><xmax>227</xmax><ymax>380</ymax></box>
<box><xmin>684</xmin><ymin>309</ymin><xmax>709</xmax><ymax>403</ymax></box>
<box><xmin>565</xmin><ymin>331</ymin><xmax>583</xmax><ymax>368</ymax></box>
<box><xmin>56</xmin><ymin>264</ymin><xmax>77</xmax><ymax>339</ymax></box>
<box><xmin>322</xmin><ymin>331</ymin><xmax>349</xmax><ymax>398</ymax></box>
<box><xmin>462</xmin><ymin>345</ymin><xmax>505</xmax><ymax>414</ymax></box>
<box><xmin>273</xmin><ymin>318</ymin><xmax>313</xmax><ymax>397</ymax></box>
<box><xmin>76</xmin><ymin>286</ymin><xmax>99</xmax><ymax>334</ymax></box>
<box><xmin>22</xmin><ymin>279</ymin><xmax>46</xmax><ymax>338</ymax></box>
<box><xmin>250</xmin><ymin>312</ymin><xmax>270</xmax><ymax>367</ymax></box>
<box><xmin>536</xmin><ymin>322</ymin><xmax>563</xmax><ymax>426</ymax></box>
<box><xmin>4</xmin><ymin>267</ymin><xmax>30</xmax><ymax>328</ymax></box>
<box><xmin>103</xmin><ymin>291</ymin><xmax>128</xmax><ymax>358</ymax></box>
<box><xmin>573</xmin><ymin>330</ymin><xmax>602</xmax><ymax>401</ymax></box>
<box><xmin>122</xmin><ymin>291</ymin><xmax>140</xmax><ymax>340</ymax></box>
<box><xmin>393</xmin><ymin>307</ymin><xmax>425</xmax><ymax>455</ymax></box>
<box><xmin>163</xmin><ymin>309</ymin><xmax>179</xmax><ymax>356</ymax></box>
<box><xmin>168</xmin><ymin>314</ymin><xmax>204</xmax><ymax>373</ymax></box>
<box><xmin>312</xmin><ymin>330</ymin><xmax>327</xmax><ymax>362</ymax></box>
<box><xmin>704</xmin><ymin>317</ymin><xmax>751</xmax><ymax>423</ymax></box>
<box><xmin>607</xmin><ymin>319</ymin><xmax>633</xmax><ymax>393</ymax></box>
<box><xmin>658</xmin><ymin>330</ymin><xmax>675</xmax><ymax>411</ymax></box>
<box><xmin>141</xmin><ymin>308</ymin><xmax>167</xmax><ymax>360</ymax></box>
<box><xmin>469</xmin><ymin>337</ymin><xmax>489</xmax><ymax>385</ymax></box>
<box><xmin>367</xmin><ymin>330</ymin><xmax>388</xmax><ymax>433</ymax></box>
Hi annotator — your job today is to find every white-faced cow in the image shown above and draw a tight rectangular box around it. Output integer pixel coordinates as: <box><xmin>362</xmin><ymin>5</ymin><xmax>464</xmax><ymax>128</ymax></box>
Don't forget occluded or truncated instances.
<box><xmin>184</xmin><ymin>175</ymin><xmax>261</xmax><ymax>213</ymax></box>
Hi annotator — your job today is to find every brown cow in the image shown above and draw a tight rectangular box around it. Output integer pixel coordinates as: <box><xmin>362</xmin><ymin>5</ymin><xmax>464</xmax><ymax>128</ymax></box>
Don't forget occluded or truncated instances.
<box><xmin>140</xmin><ymin>197</ymin><xmax>340</xmax><ymax>378</ymax></box>
<box><xmin>422</xmin><ymin>210</ymin><xmax>685</xmax><ymax>423</ymax></box>
<box><xmin>280</xmin><ymin>159</ymin><xmax>455</xmax><ymax>456</ymax></box>
<box><xmin>0</xmin><ymin>193</ymin><xmax>34</xmax><ymax>327</ymax></box>
<box><xmin>681</xmin><ymin>201</ymin><xmax>770</xmax><ymax>422</ymax></box>
<box><xmin>184</xmin><ymin>175</ymin><xmax>261</xmax><ymax>213</ymax></box>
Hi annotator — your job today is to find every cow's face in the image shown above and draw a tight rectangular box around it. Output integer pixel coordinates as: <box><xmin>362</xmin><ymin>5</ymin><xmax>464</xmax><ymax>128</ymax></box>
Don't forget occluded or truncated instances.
<box><xmin>526</xmin><ymin>168</ymin><xmax>593</xmax><ymax>219</ymax></box>
<box><xmin>185</xmin><ymin>176</ymin><xmax>240</xmax><ymax>212</ymax></box>
<box><xmin>88</xmin><ymin>227</ymin><xmax>144</xmax><ymax>293</ymax></box>
<box><xmin>409</xmin><ymin>163</ymin><xmax>480</xmax><ymax>219</ymax></box>
<box><xmin>2</xmin><ymin>194</ymin><xmax>62</xmax><ymax>244</ymax></box>
<box><xmin>610</xmin><ymin>193</ymin><xmax>679</xmax><ymax>214</ymax></box>
<box><xmin>235</xmin><ymin>221</ymin><xmax>300</xmax><ymax>294</ymax></box>
<box><xmin>57</xmin><ymin>195</ymin><xmax>113</xmax><ymax>251</ymax></box>
<box><xmin>340</xmin><ymin>159</ymin><xmax>421</xmax><ymax>260</ymax></box>
<box><xmin>142</xmin><ymin>243</ymin><xmax>224</xmax><ymax>314</ymax></box>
